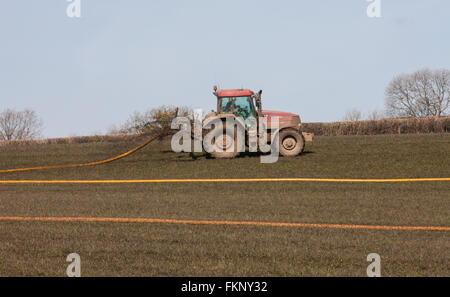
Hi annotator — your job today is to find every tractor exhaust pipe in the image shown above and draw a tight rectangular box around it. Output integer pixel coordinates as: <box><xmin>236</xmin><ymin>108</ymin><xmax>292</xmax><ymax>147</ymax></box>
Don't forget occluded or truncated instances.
<box><xmin>255</xmin><ymin>90</ymin><xmax>263</xmax><ymax>115</ymax></box>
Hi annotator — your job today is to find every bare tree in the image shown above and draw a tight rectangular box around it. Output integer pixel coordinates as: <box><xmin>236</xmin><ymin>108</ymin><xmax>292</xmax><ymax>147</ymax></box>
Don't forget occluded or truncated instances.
<box><xmin>0</xmin><ymin>109</ymin><xmax>43</xmax><ymax>141</ymax></box>
<box><xmin>342</xmin><ymin>108</ymin><xmax>362</xmax><ymax>121</ymax></box>
<box><xmin>366</xmin><ymin>109</ymin><xmax>385</xmax><ymax>120</ymax></box>
<box><xmin>385</xmin><ymin>69</ymin><xmax>450</xmax><ymax>117</ymax></box>
<box><xmin>116</xmin><ymin>105</ymin><xmax>193</xmax><ymax>134</ymax></box>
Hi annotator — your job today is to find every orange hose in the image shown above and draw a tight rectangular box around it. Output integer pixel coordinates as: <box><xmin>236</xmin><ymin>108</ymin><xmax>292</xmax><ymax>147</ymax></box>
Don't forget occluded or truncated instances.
<box><xmin>0</xmin><ymin>216</ymin><xmax>448</xmax><ymax>231</ymax></box>
<box><xmin>0</xmin><ymin>133</ymin><xmax>161</xmax><ymax>173</ymax></box>
<box><xmin>0</xmin><ymin>177</ymin><xmax>449</xmax><ymax>184</ymax></box>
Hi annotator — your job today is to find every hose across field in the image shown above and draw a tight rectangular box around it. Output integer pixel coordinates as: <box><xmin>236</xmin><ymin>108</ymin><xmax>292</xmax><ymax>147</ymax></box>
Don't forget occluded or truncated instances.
<box><xmin>0</xmin><ymin>216</ymin><xmax>448</xmax><ymax>231</ymax></box>
<box><xmin>0</xmin><ymin>133</ymin><xmax>162</xmax><ymax>174</ymax></box>
<box><xmin>0</xmin><ymin>132</ymin><xmax>449</xmax><ymax>183</ymax></box>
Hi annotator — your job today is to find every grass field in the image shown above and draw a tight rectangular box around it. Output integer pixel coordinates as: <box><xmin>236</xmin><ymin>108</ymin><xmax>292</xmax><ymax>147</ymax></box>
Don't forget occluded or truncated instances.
<box><xmin>0</xmin><ymin>134</ymin><xmax>449</xmax><ymax>276</ymax></box>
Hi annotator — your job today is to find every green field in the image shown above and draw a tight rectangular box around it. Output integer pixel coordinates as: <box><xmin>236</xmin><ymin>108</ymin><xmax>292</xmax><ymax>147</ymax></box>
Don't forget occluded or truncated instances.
<box><xmin>0</xmin><ymin>134</ymin><xmax>449</xmax><ymax>276</ymax></box>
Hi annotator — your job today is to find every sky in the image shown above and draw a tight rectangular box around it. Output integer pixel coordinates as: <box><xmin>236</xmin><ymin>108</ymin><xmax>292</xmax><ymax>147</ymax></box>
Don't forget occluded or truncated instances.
<box><xmin>1</xmin><ymin>0</ymin><xmax>450</xmax><ymax>138</ymax></box>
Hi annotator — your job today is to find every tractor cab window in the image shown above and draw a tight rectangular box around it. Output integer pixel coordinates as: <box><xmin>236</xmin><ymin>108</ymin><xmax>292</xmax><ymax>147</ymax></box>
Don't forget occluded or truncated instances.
<box><xmin>220</xmin><ymin>96</ymin><xmax>256</xmax><ymax>121</ymax></box>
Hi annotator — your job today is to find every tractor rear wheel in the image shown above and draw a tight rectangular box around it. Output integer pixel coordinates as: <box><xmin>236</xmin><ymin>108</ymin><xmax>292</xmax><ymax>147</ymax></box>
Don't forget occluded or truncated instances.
<box><xmin>279</xmin><ymin>128</ymin><xmax>305</xmax><ymax>157</ymax></box>
<box><xmin>210</xmin><ymin>121</ymin><xmax>240</xmax><ymax>159</ymax></box>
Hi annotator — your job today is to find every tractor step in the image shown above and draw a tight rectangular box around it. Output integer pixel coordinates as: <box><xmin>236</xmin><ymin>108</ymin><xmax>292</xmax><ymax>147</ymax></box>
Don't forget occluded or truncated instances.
<box><xmin>302</xmin><ymin>132</ymin><xmax>314</xmax><ymax>142</ymax></box>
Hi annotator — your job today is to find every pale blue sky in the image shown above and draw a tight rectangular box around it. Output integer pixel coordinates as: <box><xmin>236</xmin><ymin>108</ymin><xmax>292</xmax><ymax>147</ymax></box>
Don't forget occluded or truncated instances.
<box><xmin>1</xmin><ymin>0</ymin><xmax>449</xmax><ymax>137</ymax></box>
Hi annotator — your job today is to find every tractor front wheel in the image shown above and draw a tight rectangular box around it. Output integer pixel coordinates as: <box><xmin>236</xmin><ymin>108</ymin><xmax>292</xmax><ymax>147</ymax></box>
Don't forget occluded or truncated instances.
<box><xmin>279</xmin><ymin>129</ymin><xmax>305</xmax><ymax>157</ymax></box>
<box><xmin>210</xmin><ymin>121</ymin><xmax>240</xmax><ymax>159</ymax></box>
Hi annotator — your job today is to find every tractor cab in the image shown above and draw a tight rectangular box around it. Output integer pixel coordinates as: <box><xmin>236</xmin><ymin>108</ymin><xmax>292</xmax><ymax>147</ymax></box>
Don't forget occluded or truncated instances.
<box><xmin>213</xmin><ymin>87</ymin><xmax>263</xmax><ymax>126</ymax></box>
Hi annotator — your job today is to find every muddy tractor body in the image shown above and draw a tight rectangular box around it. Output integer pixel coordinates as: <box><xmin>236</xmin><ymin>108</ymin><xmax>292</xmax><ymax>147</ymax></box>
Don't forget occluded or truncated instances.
<box><xmin>203</xmin><ymin>87</ymin><xmax>313</xmax><ymax>159</ymax></box>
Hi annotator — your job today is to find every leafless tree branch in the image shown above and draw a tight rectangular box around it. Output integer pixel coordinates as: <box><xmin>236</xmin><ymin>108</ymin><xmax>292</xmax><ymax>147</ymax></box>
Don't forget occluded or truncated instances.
<box><xmin>0</xmin><ymin>109</ymin><xmax>43</xmax><ymax>140</ymax></box>
<box><xmin>385</xmin><ymin>69</ymin><xmax>450</xmax><ymax>117</ymax></box>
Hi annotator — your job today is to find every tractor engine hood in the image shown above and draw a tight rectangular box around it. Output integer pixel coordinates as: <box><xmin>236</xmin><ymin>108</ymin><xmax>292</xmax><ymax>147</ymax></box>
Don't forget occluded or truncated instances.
<box><xmin>261</xmin><ymin>110</ymin><xmax>298</xmax><ymax>117</ymax></box>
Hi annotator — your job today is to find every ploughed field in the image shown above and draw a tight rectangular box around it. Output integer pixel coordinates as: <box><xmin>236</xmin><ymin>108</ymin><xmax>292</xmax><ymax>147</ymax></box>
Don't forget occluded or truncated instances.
<box><xmin>0</xmin><ymin>134</ymin><xmax>449</xmax><ymax>276</ymax></box>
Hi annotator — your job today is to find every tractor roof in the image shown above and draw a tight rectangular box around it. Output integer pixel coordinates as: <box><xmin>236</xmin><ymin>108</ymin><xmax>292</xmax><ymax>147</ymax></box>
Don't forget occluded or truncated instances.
<box><xmin>215</xmin><ymin>89</ymin><xmax>253</xmax><ymax>97</ymax></box>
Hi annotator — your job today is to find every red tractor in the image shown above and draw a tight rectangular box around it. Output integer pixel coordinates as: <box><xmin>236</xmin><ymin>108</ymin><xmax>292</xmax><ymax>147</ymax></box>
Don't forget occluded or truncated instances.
<box><xmin>201</xmin><ymin>86</ymin><xmax>313</xmax><ymax>159</ymax></box>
